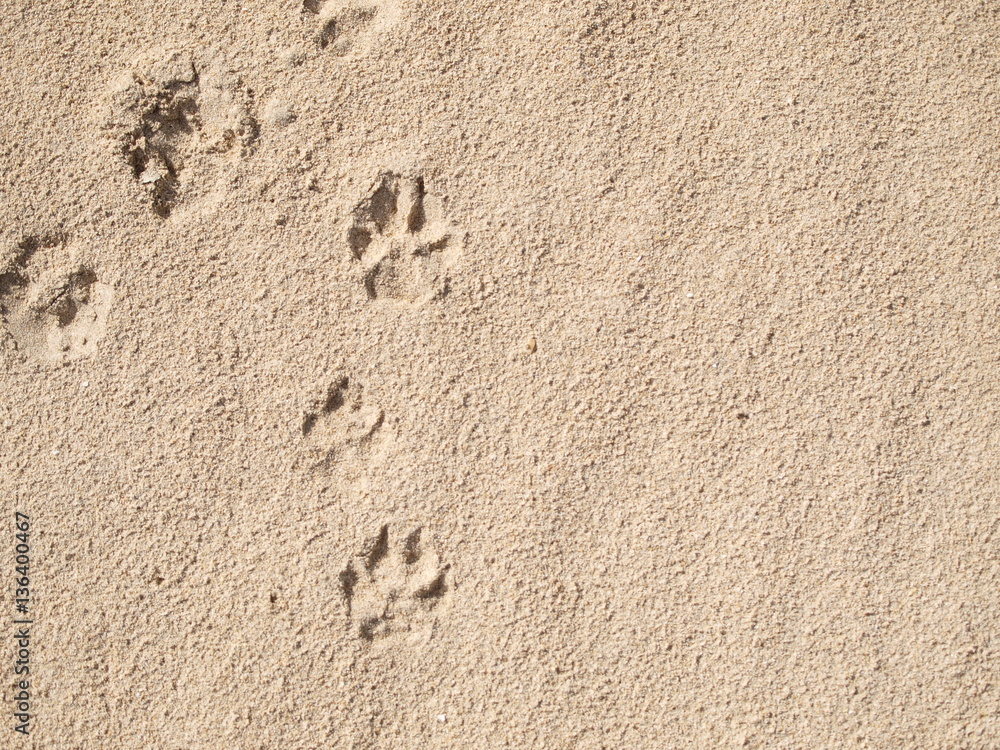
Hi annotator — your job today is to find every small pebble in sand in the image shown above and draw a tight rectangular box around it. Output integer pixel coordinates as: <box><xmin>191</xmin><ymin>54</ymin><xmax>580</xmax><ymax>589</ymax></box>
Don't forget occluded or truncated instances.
<box><xmin>437</xmin><ymin>714</ymin><xmax>447</xmax><ymax>724</ymax></box>
<box><xmin>263</xmin><ymin>100</ymin><xmax>296</xmax><ymax>128</ymax></box>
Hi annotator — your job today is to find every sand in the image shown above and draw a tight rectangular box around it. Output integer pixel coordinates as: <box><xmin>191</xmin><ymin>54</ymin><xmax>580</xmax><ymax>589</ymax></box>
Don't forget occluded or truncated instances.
<box><xmin>2</xmin><ymin>0</ymin><xmax>999</xmax><ymax>747</ymax></box>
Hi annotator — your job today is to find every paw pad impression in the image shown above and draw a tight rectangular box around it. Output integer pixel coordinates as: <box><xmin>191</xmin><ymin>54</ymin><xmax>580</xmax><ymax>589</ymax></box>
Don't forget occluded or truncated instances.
<box><xmin>340</xmin><ymin>525</ymin><xmax>451</xmax><ymax>642</ymax></box>
<box><xmin>347</xmin><ymin>172</ymin><xmax>463</xmax><ymax>304</ymax></box>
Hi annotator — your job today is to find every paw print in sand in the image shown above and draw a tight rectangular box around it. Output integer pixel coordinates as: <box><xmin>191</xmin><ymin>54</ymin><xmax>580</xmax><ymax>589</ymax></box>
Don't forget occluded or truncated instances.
<box><xmin>303</xmin><ymin>0</ymin><xmax>400</xmax><ymax>57</ymax></box>
<box><xmin>347</xmin><ymin>172</ymin><xmax>463</xmax><ymax>305</ymax></box>
<box><xmin>104</xmin><ymin>50</ymin><xmax>258</xmax><ymax>217</ymax></box>
<box><xmin>340</xmin><ymin>525</ymin><xmax>451</xmax><ymax>642</ymax></box>
<box><xmin>0</xmin><ymin>236</ymin><xmax>113</xmax><ymax>365</ymax></box>
<box><xmin>301</xmin><ymin>376</ymin><xmax>384</xmax><ymax>470</ymax></box>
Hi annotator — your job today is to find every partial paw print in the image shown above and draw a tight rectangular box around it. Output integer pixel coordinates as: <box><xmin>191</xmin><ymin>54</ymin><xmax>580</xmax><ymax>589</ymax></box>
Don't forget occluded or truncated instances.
<box><xmin>347</xmin><ymin>172</ymin><xmax>463</xmax><ymax>304</ymax></box>
<box><xmin>301</xmin><ymin>375</ymin><xmax>385</xmax><ymax>470</ymax></box>
<box><xmin>340</xmin><ymin>525</ymin><xmax>451</xmax><ymax>643</ymax></box>
<box><xmin>302</xmin><ymin>0</ymin><xmax>399</xmax><ymax>56</ymax></box>
<box><xmin>104</xmin><ymin>50</ymin><xmax>258</xmax><ymax>217</ymax></box>
<box><xmin>0</xmin><ymin>235</ymin><xmax>113</xmax><ymax>365</ymax></box>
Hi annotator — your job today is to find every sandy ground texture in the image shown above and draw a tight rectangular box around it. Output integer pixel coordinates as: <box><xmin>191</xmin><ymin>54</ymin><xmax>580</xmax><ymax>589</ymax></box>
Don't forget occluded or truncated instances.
<box><xmin>2</xmin><ymin>0</ymin><xmax>999</xmax><ymax>748</ymax></box>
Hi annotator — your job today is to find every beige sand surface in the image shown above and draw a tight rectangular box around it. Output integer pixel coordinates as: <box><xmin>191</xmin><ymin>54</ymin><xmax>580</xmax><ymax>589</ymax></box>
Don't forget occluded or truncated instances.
<box><xmin>2</xmin><ymin>1</ymin><xmax>999</xmax><ymax>747</ymax></box>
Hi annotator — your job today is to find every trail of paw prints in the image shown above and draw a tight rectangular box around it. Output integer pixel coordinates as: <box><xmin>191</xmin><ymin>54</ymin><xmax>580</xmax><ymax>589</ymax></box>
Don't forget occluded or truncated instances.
<box><xmin>347</xmin><ymin>172</ymin><xmax>464</xmax><ymax>305</ymax></box>
<box><xmin>0</xmin><ymin>235</ymin><xmax>113</xmax><ymax>365</ymax></box>
<box><xmin>302</xmin><ymin>0</ymin><xmax>399</xmax><ymax>56</ymax></box>
<box><xmin>104</xmin><ymin>50</ymin><xmax>258</xmax><ymax>217</ymax></box>
<box><xmin>340</xmin><ymin>525</ymin><xmax>451</xmax><ymax>643</ymax></box>
<box><xmin>300</xmin><ymin>375</ymin><xmax>387</xmax><ymax>473</ymax></box>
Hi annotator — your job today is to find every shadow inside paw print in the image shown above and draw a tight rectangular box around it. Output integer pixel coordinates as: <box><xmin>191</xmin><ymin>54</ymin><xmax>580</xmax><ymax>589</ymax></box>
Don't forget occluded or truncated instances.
<box><xmin>341</xmin><ymin>525</ymin><xmax>451</xmax><ymax>642</ymax></box>
<box><xmin>347</xmin><ymin>172</ymin><xmax>463</xmax><ymax>304</ymax></box>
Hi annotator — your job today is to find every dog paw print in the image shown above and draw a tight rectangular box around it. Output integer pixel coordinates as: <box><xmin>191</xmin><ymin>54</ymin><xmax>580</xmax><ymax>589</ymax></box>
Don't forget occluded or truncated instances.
<box><xmin>0</xmin><ymin>236</ymin><xmax>113</xmax><ymax>365</ymax></box>
<box><xmin>301</xmin><ymin>376</ymin><xmax>384</xmax><ymax>469</ymax></box>
<box><xmin>340</xmin><ymin>525</ymin><xmax>451</xmax><ymax>642</ymax></box>
<box><xmin>105</xmin><ymin>51</ymin><xmax>258</xmax><ymax>217</ymax></box>
<box><xmin>347</xmin><ymin>172</ymin><xmax>463</xmax><ymax>304</ymax></box>
<box><xmin>303</xmin><ymin>0</ymin><xmax>398</xmax><ymax>56</ymax></box>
